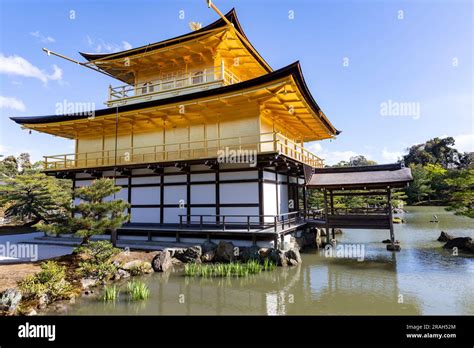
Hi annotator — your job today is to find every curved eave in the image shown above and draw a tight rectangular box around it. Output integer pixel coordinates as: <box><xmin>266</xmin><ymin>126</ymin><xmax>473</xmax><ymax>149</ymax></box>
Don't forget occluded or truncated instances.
<box><xmin>10</xmin><ymin>62</ymin><xmax>338</xmax><ymax>137</ymax></box>
<box><xmin>79</xmin><ymin>8</ymin><xmax>272</xmax><ymax>74</ymax></box>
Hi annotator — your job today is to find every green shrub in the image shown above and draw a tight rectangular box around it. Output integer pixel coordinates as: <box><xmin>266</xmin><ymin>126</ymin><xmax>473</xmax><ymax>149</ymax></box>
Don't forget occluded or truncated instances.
<box><xmin>18</xmin><ymin>261</ymin><xmax>74</xmax><ymax>301</ymax></box>
<box><xmin>126</xmin><ymin>280</ymin><xmax>150</xmax><ymax>301</ymax></box>
<box><xmin>101</xmin><ymin>285</ymin><xmax>119</xmax><ymax>302</ymax></box>
<box><xmin>75</xmin><ymin>241</ymin><xmax>120</xmax><ymax>281</ymax></box>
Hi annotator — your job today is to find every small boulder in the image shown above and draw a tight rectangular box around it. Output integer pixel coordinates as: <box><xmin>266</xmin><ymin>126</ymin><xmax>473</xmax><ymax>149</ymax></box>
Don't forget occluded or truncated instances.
<box><xmin>437</xmin><ymin>231</ymin><xmax>453</xmax><ymax>242</ymax></box>
<box><xmin>443</xmin><ymin>237</ymin><xmax>473</xmax><ymax>252</ymax></box>
<box><xmin>201</xmin><ymin>249</ymin><xmax>216</xmax><ymax>262</ymax></box>
<box><xmin>121</xmin><ymin>260</ymin><xmax>153</xmax><ymax>275</ymax></box>
<box><xmin>175</xmin><ymin>246</ymin><xmax>202</xmax><ymax>263</ymax></box>
<box><xmin>115</xmin><ymin>269</ymin><xmax>131</xmax><ymax>280</ymax></box>
<box><xmin>269</xmin><ymin>249</ymin><xmax>286</xmax><ymax>267</ymax></box>
<box><xmin>201</xmin><ymin>241</ymin><xmax>218</xmax><ymax>253</ymax></box>
<box><xmin>25</xmin><ymin>308</ymin><xmax>37</xmax><ymax>316</ymax></box>
<box><xmin>38</xmin><ymin>294</ymin><xmax>50</xmax><ymax>309</ymax></box>
<box><xmin>285</xmin><ymin>247</ymin><xmax>302</xmax><ymax>266</ymax></box>
<box><xmin>80</xmin><ymin>277</ymin><xmax>98</xmax><ymax>290</ymax></box>
<box><xmin>152</xmin><ymin>250</ymin><xmax>173</xmax><ymax>272</ymax></box>
<box><xmin>0</xmin><ymin>288</ymin><xmax>22</xmax><ymax>313</ymax></box>
<box><xmin>215</xmin><ymin>241</ymin><xmax>235</xmax><ymax>262</ymax></box>
<box><xmin>239</xmin><ymin>246</ymin><xmax>260</xmax><ymax>262</ymax></box>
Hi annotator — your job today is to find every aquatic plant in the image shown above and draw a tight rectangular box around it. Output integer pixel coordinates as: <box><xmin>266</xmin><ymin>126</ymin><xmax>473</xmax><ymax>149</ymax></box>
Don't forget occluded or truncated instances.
<box><xmin>126</xmin><ymin>280</ymin><xmax>150</xmax><ymax>301</ymax></box>
<box><xmin>184</xmin><ymin>260</ymin><xmax>275</xmax><ymax>278</ymax></box>
<box><xmin>101</xmin><ymin>285</ymin><xmax>119</xmax><ymax>302</ymax></box>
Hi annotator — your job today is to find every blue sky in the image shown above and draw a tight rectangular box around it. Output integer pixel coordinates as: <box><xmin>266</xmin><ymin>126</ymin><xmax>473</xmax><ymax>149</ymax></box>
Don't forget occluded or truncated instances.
<box><xmin>0</xmin><ymin>0</ymin><xmax>472</xmax><ymax>165</ymax></box>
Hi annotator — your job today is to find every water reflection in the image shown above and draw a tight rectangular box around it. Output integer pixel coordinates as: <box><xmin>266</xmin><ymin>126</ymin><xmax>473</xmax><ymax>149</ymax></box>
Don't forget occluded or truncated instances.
<box><xmin>50</xmin><ymin>207</ymin><xmax>472</xmax><ymax>315</ymax></box>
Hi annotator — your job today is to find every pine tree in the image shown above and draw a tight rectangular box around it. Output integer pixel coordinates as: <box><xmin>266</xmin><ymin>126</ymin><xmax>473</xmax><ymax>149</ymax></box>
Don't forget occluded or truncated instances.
<box><xmin>0</xmin><ymin>173</ymin><xmax>70</xmax><ymax>226</ymax></box>
<box><xmin>70</xmin><ymin>178</ymin><xmax>130</xmax><ymax>245</ymax></box>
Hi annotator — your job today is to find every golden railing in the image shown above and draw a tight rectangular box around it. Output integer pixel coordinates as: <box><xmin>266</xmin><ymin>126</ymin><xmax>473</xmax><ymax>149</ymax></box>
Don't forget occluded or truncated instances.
<box><xmin>108</xmin><ymin>65</ymin><xmax>240</xmax><ymax>103</ymax></box>
<box><xmin>43</xmin><ymin>132</ymin><xmax>324</xmax><ymax>170</ymax></box>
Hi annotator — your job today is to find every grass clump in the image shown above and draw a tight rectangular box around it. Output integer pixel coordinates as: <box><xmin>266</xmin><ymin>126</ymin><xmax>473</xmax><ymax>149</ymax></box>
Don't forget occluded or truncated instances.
<box><xmin>184</xmin><ymin>260</ymin><xmax>275</xmax><ymax>278</ymax></box>
<box><xmin>126</xmin><ymin>280</ymin><xmax>150</xmax><ymax>301</ymax></box>
<box><xmin>101</xmin><ymin>285</ymin><xmax>119</xmax><ymax>302</ymax></box>
<box><xmin>18</xmin><ymin>261</ymin><xmax>74</xmax><ymax>302</ymax></box>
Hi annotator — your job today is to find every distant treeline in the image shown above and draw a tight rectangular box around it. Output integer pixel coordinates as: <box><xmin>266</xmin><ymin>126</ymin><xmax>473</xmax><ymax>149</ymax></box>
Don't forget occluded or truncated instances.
<box><xmin>308</xmin><ymin>137</ymin><xmax>473</xmax><ymax>218</ymax></box>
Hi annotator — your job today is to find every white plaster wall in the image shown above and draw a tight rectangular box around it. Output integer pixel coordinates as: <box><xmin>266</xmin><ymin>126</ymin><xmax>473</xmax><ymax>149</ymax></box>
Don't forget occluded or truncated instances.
<box><xmin>191</xmin><ymin>173</ymin><xmax>215</xmax><ymax>182</ymax></box>
<box><xmin>130</xmin><ymin>208</ymin><xmax>160</xmax><ymax>223</ymax></box>
<box><xmin>220</xmin><ymin>182</ymin><xmax>258</xmax><ymax>204</ymax></box>
<box><xmin>131</xmin><ymin>176</ymin><xmax>160</xmax><ymax>185</ymax></box>
<box><xmin>163</xmin><ymin>207</ymin><xmax>186</xmax><ymax>223</ymax></box>
<box><xmin>263</xmin><ymin>182</ymin><xmax>277</xmax><ymax>222</ymax></box>
<box><xmin>164</xmin><ymin>175</ymin><xmax>187</xmax><ymax>183</ymax></box>
<box><xmin>131</xmin><ymin>187</ymin><xmax>160</xmax><ymax>204</ymax></box>
<box><xmin>164</xmin><ymin>186</ymin><xmax>186</xmax><ymax>204</ymax></box>
<box><xmin>263</xmin><ymin>170</ymin><xmax>275</xmax><ymax>180</ymax></box>
<box><xmin>278</xmin><ymin>183</ymin><xmax>289</xmax><ymax>214</ymax></box>
<box><xmin>220</xmin><ymin>171</ymin><xmax>257</xmax><ymax>180</ymax></box>
<box><xmin>191</xmin><ymin>185</ymin><xmax>215</xmax><ymax>204</ymax></box>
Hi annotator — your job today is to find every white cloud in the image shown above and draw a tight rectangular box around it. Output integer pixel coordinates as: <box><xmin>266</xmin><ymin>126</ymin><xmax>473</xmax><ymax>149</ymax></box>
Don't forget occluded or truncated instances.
<box><xmin>122</xmin><ymin>41</ymin><xmax>132</xmax><ymax>50</ymax></box>
<box><xmin>85</xmin><ymin>36</ymin><xmax>133</xmax><ymax>53</ymax></box>
<box><xmin>306</xmin><ymin>142</ymin><xmax>364</xmax><ymax>165</ymax></box>
<box><xmin>30</xmin><ymin>30</ymin><xmax>55</xmax><ymax>43</ymax></box>
<box><xmin>381</xmin><ymin>147</ymin><xmax>402</xmax><ymax>162</ymax></box>
<box><xmin>0</xmin><ymin>96</ymin><xmax>26</xmax><ymax>111</ymax></box>
<box><xmin>454</xmin><ymin>133</ymin><xmax>474</xmax><ymax>153</ymax></box>
<box><xmin>0</xmin><ymin>54</ymin><xmax>63</xmax><ymax>84</ymax></box>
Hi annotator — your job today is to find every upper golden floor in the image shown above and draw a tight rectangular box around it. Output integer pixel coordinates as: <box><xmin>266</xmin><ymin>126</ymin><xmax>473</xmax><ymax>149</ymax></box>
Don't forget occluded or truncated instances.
<box><xmin>79</xmin><ymin>9</ymin><xmax>271</xmax><ymax>107</ymax></box>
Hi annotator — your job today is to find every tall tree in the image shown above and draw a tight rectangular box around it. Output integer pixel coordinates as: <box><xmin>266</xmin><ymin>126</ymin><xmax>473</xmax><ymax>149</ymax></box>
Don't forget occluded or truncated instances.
<box><xmin>64</xmin><ymin>178</ymin><xmax>129</xmax><ymax>245</ymax></box>
<box><xmin>403</xmin><ymin>137</ymin><xmax>470</xmax><ymax>169</ymax></box>
<box><xmin>405</xmin><ymin>164</ymin><xmax>434</xmax><ymax>204</ymax></box>
<box><xmin>444</xmin><ymin>169</ymin><xmax>474</xmax><ymax>218</ymax></box>
<box><xmin>0</xmin><ymin>173</ymin><xmax>71</xmax><ymax>226</ymax></box>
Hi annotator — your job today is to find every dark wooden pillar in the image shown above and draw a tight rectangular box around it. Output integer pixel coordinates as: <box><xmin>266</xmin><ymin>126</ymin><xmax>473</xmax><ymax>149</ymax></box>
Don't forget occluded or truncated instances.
<box><xmin>323</xmin><ymin>189</ymin><xmax>330</xmax><ymax>244</ymax></box>
<box><xmin>387</xmin><ymin>188</ymin><xmax>395</xmax><ymax>244</ymax></box>
<box><xmin>159</xmin><ymin>170</ymin><xmax>164</xmax><ymax>224</ymax></box>
<box><xmin>215</xmin><ymin>165</ymin><xmax>220</xmax><ymax>224</ymax></box>
<box><xmin>258</xmin><ymin>167</ymin><xmax>264</xmax><ymax>226</ymax></box>
<box><xmin>330</xmin><ymin>190</ymin><xmax>335</xmax><ymax>240</ymax></box>
<box><xmin>127</xmin><ymin>175</ymin><xmax>132</xmax><ymax>222</ymax></box>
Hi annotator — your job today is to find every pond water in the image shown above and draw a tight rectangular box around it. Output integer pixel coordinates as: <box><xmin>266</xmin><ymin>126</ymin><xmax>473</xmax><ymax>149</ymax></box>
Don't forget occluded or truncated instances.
<box><xmin>51</xmin><ymin>207</ymin><xmax>474</xmax><ymax>315</ymax></box>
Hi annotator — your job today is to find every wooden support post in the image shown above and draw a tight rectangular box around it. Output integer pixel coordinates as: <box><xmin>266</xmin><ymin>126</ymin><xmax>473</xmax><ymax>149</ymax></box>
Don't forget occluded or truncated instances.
<box><xmin>111</xmin><ymin>229</ymin><xmax>117</xmax><ymax>247</ymax></box>
<box><xmin>252</xmin><ymin>234</ymin><xmax>257</xmax><ymax>246</ymax></box>
<box><xmin>386</xmin><ymin>187</ymin><xmax>400</xmax><ymax>251</ymax></box>
<box><xmin>324</xmin><ymin>189</ymin><xmax>330</xmax><ymax>244</ymax></box>
<box><xmin>148</xmin><ymin>231</ymin><xmax>152</xmax><ymax>242</ymax></box>
<box><xmin>176</xmin><ymin>231</ymin><xmax>180</xmax><ymax>243</ymax></box>
<box><xmin>330</xmin><ymin>190</ymin><xmax>335</xmax><ymax>241</ymax></box>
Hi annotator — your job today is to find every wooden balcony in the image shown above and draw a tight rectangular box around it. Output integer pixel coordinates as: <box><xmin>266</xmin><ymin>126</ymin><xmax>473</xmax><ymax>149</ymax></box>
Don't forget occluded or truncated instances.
<box><xmin>43</xmin><ymin>132</ymin><xmax>324</xmax><ymax>171</ymax></box>
<box><xmin>107</xmin><ymin>64</ymin><xmax>240</xmax><ymax>107</ymax></box>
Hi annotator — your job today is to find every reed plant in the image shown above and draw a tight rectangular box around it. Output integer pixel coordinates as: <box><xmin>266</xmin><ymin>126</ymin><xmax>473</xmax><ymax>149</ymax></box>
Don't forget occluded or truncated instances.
<box><xmin>126</xmin><ymin>280</ymin><xmax>150</xmax><ymax>300</ymax></box>
<box><xmin>101</xmin><ymin>285</ymin><xmax>119</xmax><ymax>302</ymax></box>
<box><xmin>184</xmin><ymin>260</ymin><xmax>275</xmax><ymax>278</ymax></box>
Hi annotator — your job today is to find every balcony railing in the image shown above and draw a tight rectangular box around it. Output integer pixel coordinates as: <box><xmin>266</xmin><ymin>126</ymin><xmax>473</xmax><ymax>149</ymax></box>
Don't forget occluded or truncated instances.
<box><xmin>107</xmin><ymin>64</ymin><xmax>240</xmax><ymax>105</ymax></box>
<box><xmin>43</xmin><ymin>132</ymin><xmax>324</xmax><ymax>171</ymax></box>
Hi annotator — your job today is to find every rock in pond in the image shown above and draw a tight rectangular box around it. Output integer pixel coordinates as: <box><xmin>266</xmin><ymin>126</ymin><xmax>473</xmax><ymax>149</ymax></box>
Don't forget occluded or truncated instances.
<box><xmin>437</xmin><ymin>231</ymin><xmax>454</xmax><ymax>242</ymax></box>
<box><xmin>152</xmin><ymin>250</ymin><xmax>173</xmax><ymax>272</ymax></box>
<box><xmin>285</xmin><ymin>247</ymin><xmax>302</xmax><ymax>266</ymax></box>
<box><xmin>175</xmin><ymin>246</ymin><xmax>202</xmax><ymax>263</ymax></box>
<box><xmin>121</xmin><ymin>260</ymin><xmax>153</xmax><ymax>275</ymax></box>
<box><xmin>239</xmin><ymin>245</ymin><xmax>260</xmax><ymax>262</ymax></box>
<box><xmin>215</xmin><ymin>241</ymin><xmax>235</xmax><ymax>262</ymax></box>
<box><xmin>443</xmin><ymin>237</ymin><xmax>473</xmax><ymax>252</ymax></box>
